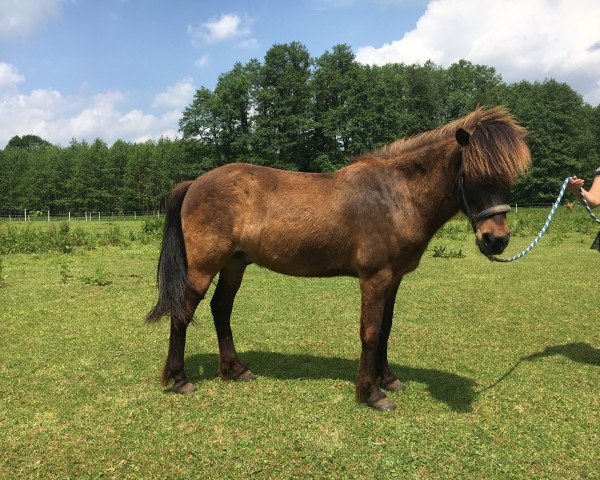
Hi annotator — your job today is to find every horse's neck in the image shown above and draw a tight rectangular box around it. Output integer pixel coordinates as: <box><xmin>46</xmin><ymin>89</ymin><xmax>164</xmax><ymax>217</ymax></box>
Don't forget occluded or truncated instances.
<box><xmin>392</xmin><ymin>150</ymin><xmax>461</xmax><ymax>235</ymax></box>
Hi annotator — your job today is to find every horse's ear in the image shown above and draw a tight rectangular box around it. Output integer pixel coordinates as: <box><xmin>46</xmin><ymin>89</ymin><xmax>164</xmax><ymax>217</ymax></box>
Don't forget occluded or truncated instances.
<box><xmin>456</xmin><ymin>128</ymin><xmax>470</xmax><ymax>146</ymax></box>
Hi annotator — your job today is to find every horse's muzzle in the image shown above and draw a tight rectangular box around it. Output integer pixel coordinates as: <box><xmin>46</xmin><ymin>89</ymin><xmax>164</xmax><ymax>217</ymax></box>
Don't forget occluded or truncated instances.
<box><xmin>477</xmin><ymin>231</ymin><xmax>510</xmax><ymax>256</ymax></box>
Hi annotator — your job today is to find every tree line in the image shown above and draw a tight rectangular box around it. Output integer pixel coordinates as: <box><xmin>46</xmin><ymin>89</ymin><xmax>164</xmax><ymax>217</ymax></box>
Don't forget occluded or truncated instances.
<box><xmin>1</xmin><ymin>42</ymin><xmax>599</xmax><ymax>214</ymax></box>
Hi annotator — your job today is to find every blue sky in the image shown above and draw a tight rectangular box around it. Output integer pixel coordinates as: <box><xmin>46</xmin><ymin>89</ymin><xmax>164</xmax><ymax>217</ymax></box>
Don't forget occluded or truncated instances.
<box><xmin>1</xmin><ymin>0</ymin><xmax>599</xmax><ymax>147</ymax></box>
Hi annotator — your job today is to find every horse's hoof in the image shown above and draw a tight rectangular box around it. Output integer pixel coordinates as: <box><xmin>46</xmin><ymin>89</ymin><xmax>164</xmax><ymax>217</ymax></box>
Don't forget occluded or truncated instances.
<box><xmin>235</xmin><ymin>369</ymin><xmax>256</xmax><ymax>382</ymax></box>
<box><xmin>367</xmin><ymin>396</ymin><xmax>396</xmax><ymax>411</ymax></box>
<box><xmin>172</xmin><ymin>380</ymin><xmax>196</xmax><ymax>394</ymax></box>
<box><xmin>382</xmin><ymin>379</ymin><xmax>406</xmax><ymax>392</ymax></box>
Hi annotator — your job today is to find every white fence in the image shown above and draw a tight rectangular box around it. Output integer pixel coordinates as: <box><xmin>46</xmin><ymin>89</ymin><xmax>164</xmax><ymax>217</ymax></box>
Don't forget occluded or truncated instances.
<box><xmin>0</xmin><ymin>202</ymin><xmax>579</xmax><ymax>223</ymax></box>
<box><xmin>0</xmin><ymin>210</ymin><xmax>163</xmax><ymax>222</ymax></box>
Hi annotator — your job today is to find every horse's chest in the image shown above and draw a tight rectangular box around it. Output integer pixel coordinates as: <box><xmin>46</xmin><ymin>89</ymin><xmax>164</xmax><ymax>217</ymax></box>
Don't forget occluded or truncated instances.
<box><xmin>354</xmin><ymin>227</ymin><xmax>426</xmax><ymax>274</ymax></box>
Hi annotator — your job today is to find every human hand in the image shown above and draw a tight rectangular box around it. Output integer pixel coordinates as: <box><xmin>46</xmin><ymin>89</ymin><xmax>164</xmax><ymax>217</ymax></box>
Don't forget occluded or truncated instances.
<box><xmin>567</xmin><ymin>176</ymin><xmax>585</xmax><ymax>194</ymax></box>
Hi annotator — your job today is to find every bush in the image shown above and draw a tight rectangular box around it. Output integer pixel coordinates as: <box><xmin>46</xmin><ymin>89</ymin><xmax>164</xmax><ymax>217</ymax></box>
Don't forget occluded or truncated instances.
<box><xmin>0</xmin><ymin>223</ymin><xmax>96</xmax><ymax>254</ymax></box>
<box><xmin>82</xmin><ymin>268</ymin><xmax>112</xmax><ymax>286</ymax></box>
<box><xmin>431</xmin><ymin>244</ymin><xmax>465</xmax><ymax>259</ymax></box>
<box><xmin>141</xmin><ymin>217</ymin><xmax>164</xmax><ymax>238</ymax></box>
<box><xmin>99</xmin><ymin>225</ymin><xmax>127</xmax><ymax>247</ymax></box>
<box><xmin>0</xmin><ymin>258</ymin><xmax>6</xmax><ymax>287</ymax></box>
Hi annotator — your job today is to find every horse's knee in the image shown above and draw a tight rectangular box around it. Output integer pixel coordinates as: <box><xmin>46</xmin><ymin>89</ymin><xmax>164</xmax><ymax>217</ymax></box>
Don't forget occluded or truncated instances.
<box><xmin>361</xmin><ymin>324</ymin><xmax>382</xmax><ymax>350</ymax></box>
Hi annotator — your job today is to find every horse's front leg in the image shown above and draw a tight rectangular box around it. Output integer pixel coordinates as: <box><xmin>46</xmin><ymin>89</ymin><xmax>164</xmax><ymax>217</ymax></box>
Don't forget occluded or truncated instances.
<box><xmin>377</xmin><ymin>276</ymin><xmax>406</xmax><ymax>393</ymax></box>
<box><xmin>356</xmin><ymin>269</ymin><xmax>396</xmax><ymax>411</ymax></box>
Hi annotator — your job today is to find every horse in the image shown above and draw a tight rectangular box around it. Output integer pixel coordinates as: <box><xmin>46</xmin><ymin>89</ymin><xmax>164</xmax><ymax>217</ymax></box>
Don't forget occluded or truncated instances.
<box><xmin>146</xmin><ymin>106</ymin><xmax>531</xmax><ymax>410</ymax></box>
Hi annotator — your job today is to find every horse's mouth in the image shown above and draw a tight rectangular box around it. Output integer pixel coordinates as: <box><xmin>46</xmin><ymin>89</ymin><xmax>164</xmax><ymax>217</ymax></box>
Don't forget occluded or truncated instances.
<box><xmin>476</xmin><ymin>236</ymin><xmax>509</xmax><ymax>257</ymax></box>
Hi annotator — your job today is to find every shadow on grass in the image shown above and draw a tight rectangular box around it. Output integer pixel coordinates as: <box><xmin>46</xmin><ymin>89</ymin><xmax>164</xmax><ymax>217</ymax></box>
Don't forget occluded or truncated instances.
<box><xmin>186</xmin><ymin>351</ymin><xmax>476</xmax><ymax>412</ymax></box>
<box><xmin>523</xmin><ymin>342</ymin><xmax>600</xmax><ymax>366</ymax></box>
<box><xmin>479</xmin><ymin>342</ymin><xmax>600</xmax><ymax>394</ymax></box>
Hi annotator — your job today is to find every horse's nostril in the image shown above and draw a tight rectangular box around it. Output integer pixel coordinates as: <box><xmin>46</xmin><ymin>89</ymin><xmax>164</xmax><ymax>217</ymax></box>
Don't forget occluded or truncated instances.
<box><xmin>482</xmin><ymin>232</ymin><xmax>492</xmax><ymax>246</ymax></box>
<box><xmin>481</xmin><ymin>232</ymin><xmax>510</xmax><ymax>252</ymax></box>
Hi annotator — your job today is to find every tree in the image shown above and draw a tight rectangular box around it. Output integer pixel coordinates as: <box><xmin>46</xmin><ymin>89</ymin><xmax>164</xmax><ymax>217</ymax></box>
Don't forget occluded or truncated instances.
<box><xmin>311</xmin><ymin>44</ymin><xmax>360</xmax><ymax>170</ymax></box>
<box><xmin>21</xmin><ymin>146</ymin><xmax>64</xmax><ymax>210</ymax></box>
<box><xmin>65</xmin><ymin>139</ymin><xmax>92</xmax><ymax>211</ymax></box>
<box><xmin>179</xmin><ymin>87</ymin><xmax>221</xmax><ymax>170</ymax></box>
<box><xmin>0</xmin><ymin>146</ymin><xmax>29</xmax><ymax>210</ymax></box>
<box><xmin>254</xmin><ymin>42</ymin><xmax>314</xmax><ymax>170</ymax></box>
<box><xmin>106</xmin><ymin>140</ymin><xmax>132</xmax><ymax>212</ymax></box>
<box><xmin>442</xmin><ymin>60</ymin><xmax>504</xmax><ymax>121</ymax></box>
<box><xmin>5</xmin><ymin>134</ymin><xmax>52</xmax><ymax>151</ymax></box>
<box><xmin>1</xmin><ymin>135</ymin><xmax>55</xmax><ymax>211</ymax></box>
<box><xmin>153</xmin><ymin>137</ymin><xmax>184</xmax><ymax>207</ymax></box>
<box><xmin>343</xmin><ymin>64</ymin><xmax>381</xmax><ymax>156</ymax></box>
<box><xmin>213</xmin><ymin>61</ymin><xmax>259</xmax><ymax>163</ymax></box>
<box><xmin>502</xmin><ymin>79</ymin><xmax>597</xmax><ymax>202</ymax></box>
<box><xmin>585</xmin><ymin>104</ymin><xmax>600</xmax><ymax>177</ymax></box>
<box><xmin>400</xmin><ymin>62</ymin><xmax>446</xmax><ymax>136</ymax></box>
<box><xmin>2</xmin><ymin>44</ymin><xmax>598</xmax><ymax>212</ymax></box>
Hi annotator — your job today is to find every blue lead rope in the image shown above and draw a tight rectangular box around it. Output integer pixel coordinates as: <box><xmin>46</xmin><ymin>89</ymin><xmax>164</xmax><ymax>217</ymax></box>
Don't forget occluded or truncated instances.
<box><xmin>489</xmin><ymin>177</ymin><xmax>600</xmax><ymax>263</ymax></box>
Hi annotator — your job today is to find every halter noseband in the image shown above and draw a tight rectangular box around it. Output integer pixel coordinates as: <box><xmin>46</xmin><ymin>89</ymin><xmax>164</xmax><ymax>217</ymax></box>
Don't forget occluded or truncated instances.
<box><xmin>456</xmin><ymin>162</ymin><xmax>511</xmax><ymax>234</ymax></box>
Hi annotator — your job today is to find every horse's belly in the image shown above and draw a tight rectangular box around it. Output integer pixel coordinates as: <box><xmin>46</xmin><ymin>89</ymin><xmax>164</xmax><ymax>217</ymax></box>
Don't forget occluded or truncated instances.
<box><xmin>255</xmin><ymin>256</ymin><xmax>354</xmax><ymax>278</ymax></box>
<box><xmin>240</xmin><ymin>230</ymin><xmax>355</xmax><ymax>278</ymax></box>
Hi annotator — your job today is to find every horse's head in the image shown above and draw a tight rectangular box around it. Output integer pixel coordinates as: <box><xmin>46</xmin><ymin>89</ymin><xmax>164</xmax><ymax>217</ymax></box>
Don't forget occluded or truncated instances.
<box><xmin>454</xmin><ymin>113</ymin><xmax>531</xmax><ymax>257</ymax></box>
<box><xmin>455</xmin><ymin>160</ymin><xmax>512</xmax><ymax>256</ymax></box>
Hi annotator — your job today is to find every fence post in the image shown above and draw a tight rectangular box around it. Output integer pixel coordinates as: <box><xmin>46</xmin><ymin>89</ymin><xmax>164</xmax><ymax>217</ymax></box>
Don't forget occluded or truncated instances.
<box><xmin>48</xmin><ymin>210</ymin><xmax>50</xmax><ymax>222</ymax></box>
<box><xmin>24</xmin><ymin>209</ymin><xmax>27</xmax><ymax>221</ymax></box>
<box><xmin>515</xmin><ymin>203</ymin><xmax>518</xmax><ymax>214</ymax></box>
<box><xmin>134</xmin><ymin>211</ymin><xmax>137</xmax><ymax>220</ymax></box>
<box><xmin>68</xmin><ymin>212</ymin><xmax>71</xmax><ymax>222</ymax></box>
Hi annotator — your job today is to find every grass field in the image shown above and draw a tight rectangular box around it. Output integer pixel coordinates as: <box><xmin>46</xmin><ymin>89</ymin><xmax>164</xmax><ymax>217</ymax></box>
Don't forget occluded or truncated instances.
<box><xmin>0</xmin><ymin>211</ymin><xmax>599</xmax><ymax>479</ymax></box>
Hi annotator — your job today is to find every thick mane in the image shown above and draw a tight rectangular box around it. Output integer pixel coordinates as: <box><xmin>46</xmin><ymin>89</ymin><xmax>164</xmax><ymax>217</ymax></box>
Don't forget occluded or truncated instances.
<box><xmin>460</xmin><ymin>107</ymin><xmax>531</xmax><ymax>186</ymax></box>
<box><xmin>362</xmin><ymin>106</ymin><xmax>531</xmax><ymax>186</ymax></box>
<box><xmin>370</xmin><ymin>116</ymin><xmax>465</xmax><ymax>158</ymax></box>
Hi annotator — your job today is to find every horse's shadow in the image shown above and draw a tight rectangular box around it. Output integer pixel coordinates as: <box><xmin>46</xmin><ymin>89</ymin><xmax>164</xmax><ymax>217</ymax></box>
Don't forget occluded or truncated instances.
<box><xmin>523</xmin><ymin>342</ymin><xmax>600</xmax><ymax>365</ymax></box>
<box><xmin>478</xmin><ymin>342</ymin><xmax>599</xmax><ymax>394</ymax></box>
<box><xmin>184</xmin><ymin>343</ymin><xmax>598</xmax><ymax>410</ymax></box>
<box><xmin>186</xmin><ymin>351</ymin><xmax>477</xmax><ymax>413</ymax></box>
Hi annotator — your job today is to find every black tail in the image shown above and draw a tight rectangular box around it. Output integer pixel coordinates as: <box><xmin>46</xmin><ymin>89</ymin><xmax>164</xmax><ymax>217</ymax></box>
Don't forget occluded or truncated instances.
<box><xmin>146</xmin><ymin>181</ymin><xmax>194</xmax><ymax>326</ymax></box>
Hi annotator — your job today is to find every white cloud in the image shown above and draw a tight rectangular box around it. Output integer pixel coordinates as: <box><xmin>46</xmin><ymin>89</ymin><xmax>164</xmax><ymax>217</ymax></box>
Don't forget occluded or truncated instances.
<box><xmin>0</xmin><ymin>64</ymin><xmax>189</xmax><ymax>146</ymax></box>
<box><xmin>0</xmin><ymin>62</ymin><xmax>25</xmax><ymax>89</ymax></box>
<box><xmin>0</xmin><ymin>0</ymin><xmax>64</xmax><ymax>39</ymax></box>
<box><xmin>187</xmin><ymin>13</ymin><xmax>252</xmax><ymax>46</ymax></box>
<box><xmin>355</xmin><ymin>0</ymin><xmax>600</xmax><ymax>104</ymax></box>
<box><xmin>195</xmin><ymin>54</ymin><xmax>209</xmax><ymax>68</ymax></box>
<box><xmin>238</xmin><ymin>38</ymin><xmax>258</xmax><ymax>49</ymax></box>
<box><xmin>151</xmin><ymin>78</ymin><xmax>196</xmax><ymax>109</ymax></box>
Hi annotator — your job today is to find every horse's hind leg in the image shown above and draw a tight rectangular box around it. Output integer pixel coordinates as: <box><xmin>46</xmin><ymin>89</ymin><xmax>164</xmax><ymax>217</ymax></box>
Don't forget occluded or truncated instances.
<box><xmin>163</xmin><ymin>287</ymin><xmax>203</xmax><ymax>393</ymax></box>
<box><xmin>210</xmin><ymin>256</ymin><xmax>255</xmax><ymax>381</ymax></box>
<box><xmin>377</xmin><ymin>276</ymin><xmax>406</xmax><ymax>393</ymax></box>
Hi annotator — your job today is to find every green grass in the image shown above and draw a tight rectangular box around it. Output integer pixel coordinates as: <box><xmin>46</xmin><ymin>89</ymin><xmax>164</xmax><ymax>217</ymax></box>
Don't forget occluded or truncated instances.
<box><xmin>0</xmin><ymin>212</ymin><xmax>599</xmax><ymax>479</ymax></box>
